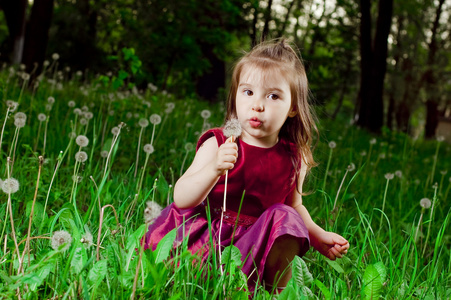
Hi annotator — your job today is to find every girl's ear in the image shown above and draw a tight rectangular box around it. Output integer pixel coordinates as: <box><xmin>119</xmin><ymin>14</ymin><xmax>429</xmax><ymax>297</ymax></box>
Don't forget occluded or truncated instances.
<box><xmin>288</xmin><ymin>107</ymin><xmax>297</xmax><ymax>118</ymax></box>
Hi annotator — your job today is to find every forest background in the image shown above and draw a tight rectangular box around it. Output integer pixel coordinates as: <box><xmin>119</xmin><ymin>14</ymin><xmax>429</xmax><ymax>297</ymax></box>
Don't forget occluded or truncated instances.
<box><xmin>0</xmin><ymin>0</ymin><xmax>450</xmax><ymax>139</ymax></box>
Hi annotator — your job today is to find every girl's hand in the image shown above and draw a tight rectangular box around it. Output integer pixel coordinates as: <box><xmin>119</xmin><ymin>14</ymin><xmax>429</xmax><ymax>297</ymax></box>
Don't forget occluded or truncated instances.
<box><xmin>215</xmin><ymin>136</ymin><xmax>238</xmax><ymax>176</ymax></box>
<box><xmin>310</xmin><ymin>230</ymin><xmax>349</xmax><ymax>260</ymax></box>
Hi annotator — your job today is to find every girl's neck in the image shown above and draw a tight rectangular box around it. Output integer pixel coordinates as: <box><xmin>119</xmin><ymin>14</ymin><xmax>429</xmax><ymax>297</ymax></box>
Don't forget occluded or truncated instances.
<box><xmin>240</xmin><ymin>131</ymin><xmax>280</xmax><ymax>148</ymax></box>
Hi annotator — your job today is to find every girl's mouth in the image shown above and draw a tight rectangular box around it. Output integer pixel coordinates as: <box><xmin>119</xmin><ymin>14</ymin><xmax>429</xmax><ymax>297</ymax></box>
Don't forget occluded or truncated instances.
<box><xmin>249</xmin><ymin>118</ymin><xmax>262</xmax><ymax>128</ymax></box>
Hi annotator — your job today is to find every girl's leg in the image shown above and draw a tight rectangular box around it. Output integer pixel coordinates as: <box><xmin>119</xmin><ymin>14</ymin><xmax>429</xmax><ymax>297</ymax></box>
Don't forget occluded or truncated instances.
<box><xmin>264</xmin><ymin>234</ymin><xmax>301</xmax><ymax>288</ymax></box>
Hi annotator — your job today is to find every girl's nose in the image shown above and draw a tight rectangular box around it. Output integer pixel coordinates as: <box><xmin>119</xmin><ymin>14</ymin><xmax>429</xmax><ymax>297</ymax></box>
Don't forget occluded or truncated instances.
<box><xmin>252</xmin><ymin>99</ymin><xmax>264</xmax><ymax>112</ymax></box>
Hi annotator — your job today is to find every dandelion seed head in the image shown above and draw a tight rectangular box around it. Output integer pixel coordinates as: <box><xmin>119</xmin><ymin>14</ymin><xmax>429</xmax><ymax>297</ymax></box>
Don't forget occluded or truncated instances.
<box><xmin>68</xmin><ymin>132</ymin><xmax>76</xmax><ymax>139</ymax></box>
<box><xmin>1</xmin><ymin>178</ymin><xmax>19</xmax><ymax>194</ymax></box>
<box><xmin>139</xmin><ymin>118</ymin><xmax>149</xmax><ymax>128</ymax></box>
<box><xmin>223</xmin><ymin>118</ymin><xmax>242</xmax><ymax>138</ymax></box>
<box><xmin>52</xmin><ymin>53</ymin><xmax>60</xmax><ymax>60</ymax></box>
<box><xmin>14</xmin><ymin>118</ymin><xmax>26</xmax><ymax>128</ymax></box>
<box><xmin>80</xmin><ymin>231</ymin><xmax>93</xmax><ymax>247</ymax></box>
<box><xmin>75</xmin><ymin>151</ymin><xmax>88</xmax><ymax>163</ymax></box>
<box><xmin>79</xmin><ymin>118</ymin><xmax>88</xmax><ymax>125</ymax></box>
<box><xmin>328</xmin><ymin>141</ymin><xmax>337</xmax><ymax>149</ymax></box>
<box><xmin>76</xmin><ymin>70</ymin><xmax>83</xmax><ymax>77</ymax></box>
<box><xmin>47</xmin><ymin>97</ymin><xmax>55</xmax><ymax>104</ymax></box>
<box><xmin>100</xmin><ymin>150</ymin><xmax>108</xmax><ymax>158</ymax></box>
<box><xmin>43</xmin><ymin>60</ymin><xmax>50</xmax><ymax>66</ymax></box>
<box><xmin>347</xmin><ymin>163</ymin><xmax>356</xmax><ymax>172</ymax></box>
<box><xmin>420</xmin><ymin>198</ymin><xmax>431</xmax><ymax>209</ymax></box>
<box><xmin>379</xmin><ymin>153</ymin><xmax>386</xmax><ymax>159</ymax></box>
<box><xmin>439</xmin><ymin>170</ymin><xmax>447</xmax><ymax>175</ymax></box>
<box><xmin>384</xmin><ymin>173</ymin><xmax>394</xmax><ymax>180</ymax></box>
<box><xmin>147</xmin><ymin>82</ymin><xmax>157</xmax><ymax>92</ymax></box>
<box><xmin>395</xmin><ymin>170</ymin><xmax>402</xmax><ymax>178</ymax></box>
<box><xmin>73</xmin><ymin>108</ymin><xmax>82</xmax><ymax>115</ymax></box>
<box><xmin>75</xmin><ymin>135</ymin><xmax>89</xmax><ymax>147</ymax></box>
<box><xmin>51</xmin><ymin>230</ymin><xmax>72</xmax><ymax>251</ymax></box>
<box><xmin>143</xmin><ymin>144</ymin><xmax>154</xmax><ymax>154</ymax></box>
<box><xmin>38</xmin><ymin>113</ymin><xmax>47</xmax><ymax>122</ymax></box>
<box><xmin>149</xmin><ymin>114</ymin><xmax>161</xmax><ymax>125</ymax></box>
<box><xmin>111</xmin><ymin>126</ymin><xmax>120</xmax><ymax>136</ymax></box>
<box><xmin>7</xmin><ymin>100</ymin><xmax>18</xmax><ymax>112</ymax></box>
<box><xmin>185</xmin><ymin>143</ymin><xmax>194</xmax><ymax>152</ymax></box>
<box><xmin>144</xmin><ymin>201</ymin><xmax>162</xmax><ymax>224</ymax></box>
<box><xmin>22</xmin><ymin>73</ymin><xmax>30</xmax><ymax>81</ymax></box>
<box><xmin>201</xmin><ymin>110</ymin><xmax>211</xmax><ymax>119</ymax></box>
<box><xmin>81</xmin><ymin>106</ymin><xmax>88</xmax><ymax>112</ymax></box>
<box><xmin>143</xmin><ymin>101</ymin><xmax>151</xmax><ymax>108</ymax></box>
<box><xmin>45</xmin><ymin>104</ymin><xmax>52</xmax><ymax>111</ymax></box>
<box><xmin>370</xmin><ymin>138</ymin><xmax>377</xmax><ymax>145</ymax></box>
<box><xmin>126</xmin><ymin>112</ymin><xmax>133</xmax><ymax>119</ymax></box>
<box><xmin>436</xmin><ymin>136</ymin><xmax>445</xmax><ymax>142</ymax></box>
<box><xmin>84</xmin><ymin>112</ymin><xmax>93</xmax><ymax>120</ymax></box>
<box><xmin>72</xmin><ymin>175</ymin><xmax>83</xmax><ymax>183</ymax></box>
<box><xmin>108</xmin><ymin>110</ymin><xmax>115</xmax><ymax>116</ymax></box>
<box><xmin>14</xmin><ymin>112</ymin><xmax>27</xmax><ymax>121</ymax></box>
<box><xmin>360</xmin><ymin>151</ymin><xmax>367</xmax><ymax>156</ymax></box>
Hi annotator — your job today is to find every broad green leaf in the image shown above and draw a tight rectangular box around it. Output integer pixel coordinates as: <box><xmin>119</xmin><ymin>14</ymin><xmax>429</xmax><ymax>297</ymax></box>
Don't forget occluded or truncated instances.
<box><xmin>29</xmin><ymin>262</ymin><xmax>54</xmax><ymax>291</ymax></box>
<box><xmin>362</xmin><ymin>262</ymin><xmax>386</xmax><ymax>300</ymax></box>
<box><xmin>125</xmin><ymin>224</ymin><xmax>147</xmax><ymax>271</ymax></box>
<box><xmin>118</xmin><ymin>70</ymin><xmax>129</xmax><ymax>80</ymax></box>
<box><xmin>88</xmin><ymin>260</ymin><xmax>107</xmax><ymax>286</ymax></box>
<box><xmin>325</xmin><ymin>256</ymin><xmax>352</xmax><ymax>274</ymax></box>
<box><xmin>314</xmin><ymin>279</ymin><xmax>331</xmax><ymax>300</ymax></box>
<box><xmin>26</xmin><ymin>200</ymin><xmax>44</xmax><ymax>226</ymax></box>
<box><xmin>71</xmin><ymin>247</ymin><xmax>87</xmax><ymax>275</ymax></box>
<box><xmin>278</xmin><ymin>285</ymin><xmax>299</xmax><ymax>300</ymax></box>
<box><xmin>221</xmin><ymin>245</ymin><xmax>242</xmax><ymax>266</ymax></box>
<box><xmin>155</xmin><ymin>228</ymin><xmax>176</xmax><ymax>264</ymax></box>
<box><xmin>291</xmin><ymin>256</ymin><xmax>313</xmax><ymax>288</ymax></box>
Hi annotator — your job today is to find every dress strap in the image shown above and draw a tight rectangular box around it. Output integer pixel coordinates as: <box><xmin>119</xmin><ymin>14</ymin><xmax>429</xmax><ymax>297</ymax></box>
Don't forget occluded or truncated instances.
<box><xmin>196</xmin><ymin>128</ymin><xmax>226</xmax><ymax>151</ymax></box>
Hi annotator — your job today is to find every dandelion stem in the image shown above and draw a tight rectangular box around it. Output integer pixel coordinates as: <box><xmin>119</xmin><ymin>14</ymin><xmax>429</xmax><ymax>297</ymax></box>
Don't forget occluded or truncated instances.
<box><xmin>96</xmin><ymin>204</ymin><xmax>120</xmax><ymax>261</ymax></box>
<box><xmin>378</xmin><ymin>178</ymin><xmax>390</xmax><ymax>234</ymax></box>
<box><xmin>322</xmin><ymin>148</ymin><xmax>333</xmax><ymax>192</ymax></box>
<box><xmin>428</xmin><ymin>141</ymin><xmax>441</xmax><ymax>188</ymax></box>
<box><xmin>134</xmin><ymin>127</ymin><xmax>144</xmax><ymax>178</ymax></box>
<box><xmin>333</xmin><ymin>169</ymin><xmax>349</xmax><ymax>211</ymax></box>
<box><xmin>0</xmin><ymin>107</ymin><xmax>11</xmax><ymax>155</ymax></box>
<box><xmin>6</xmin><ymin>158</ymin><xmax>21</xmax><ymax>263</ymax></box>
<box><xmin>42</xmin><ymin>117</ymin><xmax>49</xmax><ymax>156</ymax></box>
<box><xmin>19</xmin><ymin>156</ymin><xmax>44</xmax><ymax>274</ymax></box>
<box><xmin>422</xmin><ymin>184</ymin><xmax>439</xmax><ymax>256</ymax></box>
<box><xmin>34</xmin><ymin>121</ymin><xmax>43</xmax><ymax>152</ymax></box>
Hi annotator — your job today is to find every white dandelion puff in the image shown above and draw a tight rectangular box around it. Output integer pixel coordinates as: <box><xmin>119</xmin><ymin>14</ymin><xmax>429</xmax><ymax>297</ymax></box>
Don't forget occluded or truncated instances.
<box><xmin>384</xmin><ymin>173</ymin><xmax>394</xmax><ymax>180</ymax></box>
<box><xmin>149</xmin><ymin>114</ymin><xmax>162</xmax><ymax>125</ymax></box>
<box><xmin>201</xmin><ymin>110</ymin><xmax>211</xmax><ymax>119</ymax></box>
<box><xmin>68</xmin><ymin>100</ymin><xmax>76</xmax><ymax>107</ymax></box>
<box><xmin>395</xmin><ymin>170</ymin><xmax>402</xmax><ymax>178</ymax></box>
<box><xmin>75</xmin><ymin>151</ymin><xmax>88</xmax><ymax>163</ymax></box>
<box><xmin>14</xmin><ymin>118</ymin><xmax>26</xmax><ymax>128</ymax></box>
<box><xmin>2</xmin><ymin>178</ymin><xmax>19</xmax><ymax>194</ymax></box>
<box><xmin>100</xmin><ymin>150</ymin><xmax>108</xmax><ymax>158</ymax></box>
<box><xmin>144</xmin><ymin>201</ymin><xmax>163</xmax><ymax>224</ymax></box>
<box><xmin>223</xmin><ymin>118</ymin><xmax>242</xmax><ymax>139</ymax></box>
<box><xmin>47</xmin><ymin>97</ymin><xmax>55</xmax><ymax>104</ymax></box>
<box><xmin>420</xmin><ymin>198</ymin><xmax>431</xmax><ymax>209</ymax></box>
<box><xmin>139</xmin><ymin>118</ymin><xmax>149</xmax><ymax>128</ymax></box>
<box><xmin>14</xmin><ymin>112</ymin><xmax>27</xmax><ymax>121</ymax></box>
<box><xmin>38</xmin><ymin>113</ymin><xmax>47</xmax><ymax>122</ymax></box>
<box><xmin>185</xmin><ymin>143</ymin><xmax>194</xmax><ymax>152</ymax></box>
<box><xmin>328</xmin><ymin>141</ymin><xmax>337</xmax><ymax>149</ymax></box>
<box><xmin>51</xmin><ymin>230</ymin><xmax>72</xmax><ymax>251</ymax></box>
<box><xmin>111</xmin><ymin>126</ymin><xmax>120</xmax><ymax>136</ymax></box>
<box><xmin>370</xmin><ymin>138</ymin><xmax>377</xmax><ymax>145</ymax></box>
<box><xmin>75</xmin><ymin>135</ymin><xmax>89</xmax><ymax>147</ymax></box>
<box><xmin>347</xmin><ymin>163</ymin><xmax>356</xmax><ymax>172</ymax></box>
<box><xmin>143</xmin><ymin>144</ymin><xmax>154</xmax><ymax>154</ymax></box>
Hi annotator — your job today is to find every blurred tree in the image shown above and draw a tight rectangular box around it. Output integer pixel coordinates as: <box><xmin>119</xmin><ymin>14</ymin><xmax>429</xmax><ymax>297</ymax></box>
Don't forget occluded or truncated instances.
<box><xmin>355</xmin><ymin>0</ymin><xmax>393</xmax><ymax>133</ymax></box>
<box><xmin>0</xmin><ymin>0</ymin><xmax>28</xmax><ymax>64</ymax></box>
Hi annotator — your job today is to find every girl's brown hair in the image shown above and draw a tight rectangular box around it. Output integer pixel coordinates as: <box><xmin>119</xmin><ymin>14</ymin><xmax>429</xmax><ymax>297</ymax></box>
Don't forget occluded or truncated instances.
<box><xmin>225</xmin><ymin>39</ymin><xmax>318</xmax><ymax>181</ymax></box>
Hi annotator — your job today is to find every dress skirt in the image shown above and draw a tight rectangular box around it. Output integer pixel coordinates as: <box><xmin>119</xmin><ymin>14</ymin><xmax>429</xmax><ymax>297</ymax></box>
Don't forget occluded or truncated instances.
<box><xmin>143</xmin><ymin>202</ymin><xmax>310</xmax><ymax>287</ymax></box>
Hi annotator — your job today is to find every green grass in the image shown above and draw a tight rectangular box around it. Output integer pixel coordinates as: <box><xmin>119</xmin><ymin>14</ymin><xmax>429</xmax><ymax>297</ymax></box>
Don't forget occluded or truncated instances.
<box><xmin>0</xmin><ymin>66</ymin><xmax>450</xmax><ymax>299</ymax></box>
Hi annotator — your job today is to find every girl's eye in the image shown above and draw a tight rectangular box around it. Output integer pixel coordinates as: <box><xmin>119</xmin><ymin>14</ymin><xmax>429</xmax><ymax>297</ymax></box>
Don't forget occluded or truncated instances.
<box><xmin>268</xmin><ymin>94</ymin><xmax>279</xmax><ymax>100</ymax></box>
<box><xmin>244</xmin><ymin>90</ymin><xmax>253</xmax><ymax>96</ymax></box>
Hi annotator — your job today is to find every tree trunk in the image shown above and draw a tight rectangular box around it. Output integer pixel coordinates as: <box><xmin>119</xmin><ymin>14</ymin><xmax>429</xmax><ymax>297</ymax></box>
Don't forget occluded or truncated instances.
<box><xmin>423</xmin><ymin>0</ymin><xmax>444</xmax><ymax>139</ymax></box>
<box><xmin>250</xmin><ymin>0</ymin><xmax>259</xmax><ymax>47</ymax></box>
<box><xmin>196</xmin><ymin>43</ymin><xmax>225</xmax><ymax>102</ymax></box>
<box><xmin>356</xmin><ymin>0</ymin><xmax>393</xmax><ymax>133</ymax></box>
<box><xmin>22</xmin><ymin>0</ymin><xmax>54</xmax><ymax>75</ymax></box>
<box><xmin>0</xmin><ymin>0</ymin><xmax>28</xmax><ymax>64</ymax></box>
<box><xmin>261</xmin><ymin>0</ymin><xmax>273</xmax><ymax>42</ymax></box>
<box><xmin>355</xmin><ymin>0</ymin><xmax>372</xmax><ymax>128</ymax></box>
<box><xmin>277</xmin><ymin>0</ymin><xmax>295</xmax><ymax>37</ymax></box>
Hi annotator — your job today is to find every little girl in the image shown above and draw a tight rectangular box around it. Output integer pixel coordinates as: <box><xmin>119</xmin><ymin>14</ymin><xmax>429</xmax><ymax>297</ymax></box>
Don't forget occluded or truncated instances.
<box><xmin>143</xmin><ymin>39</ymin><xmax>349</xmax><ymax>290</ymax></box>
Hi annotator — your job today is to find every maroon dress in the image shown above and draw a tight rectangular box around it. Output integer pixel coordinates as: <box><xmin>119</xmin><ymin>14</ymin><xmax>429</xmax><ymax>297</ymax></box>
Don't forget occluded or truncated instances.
<box><xmin>143</xmin><ymin>128</ymin><xmax>310</xmax><ymax>287</ymax></box>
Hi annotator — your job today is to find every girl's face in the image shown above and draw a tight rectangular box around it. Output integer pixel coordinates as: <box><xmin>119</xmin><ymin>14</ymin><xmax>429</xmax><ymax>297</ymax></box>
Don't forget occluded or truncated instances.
<box><xmin>235</xmin><ymin>65</ymin><xmax>296</xmax><ymax>148</ymax></box>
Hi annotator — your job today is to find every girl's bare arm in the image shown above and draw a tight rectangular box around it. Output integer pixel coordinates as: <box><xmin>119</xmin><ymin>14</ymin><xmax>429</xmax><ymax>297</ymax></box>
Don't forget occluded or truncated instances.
<box><xmin>174</xmin><ymin>136</ymin><xmax>238</xmax><ymax>209</ymax></box>
<box><xmin>289</xmin><ymin>162</ymin><xmax>349</xmax><ymax>260</ymax></box>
